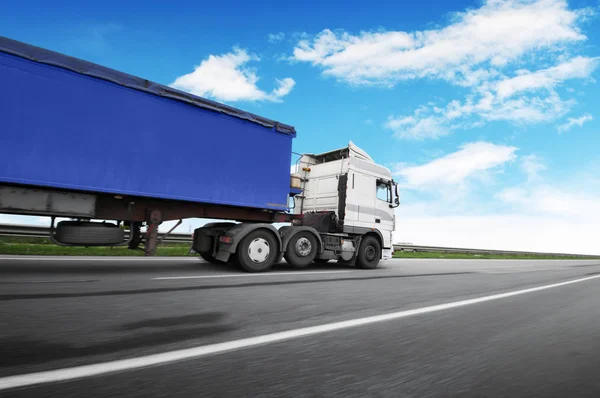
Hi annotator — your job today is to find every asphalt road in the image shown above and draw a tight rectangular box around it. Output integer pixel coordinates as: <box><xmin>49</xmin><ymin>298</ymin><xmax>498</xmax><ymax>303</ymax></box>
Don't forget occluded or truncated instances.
<box><xmin>1</xmin><ymin>255</ymin><xmax>600</xmax><ymax>397</ymax></box>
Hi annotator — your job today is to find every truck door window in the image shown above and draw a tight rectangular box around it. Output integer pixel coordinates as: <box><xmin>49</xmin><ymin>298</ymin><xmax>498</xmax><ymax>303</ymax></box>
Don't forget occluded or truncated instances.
<box><xmin>376</xmin><ymin>181</ymin><xmax>391</xmax><ymax>202</ymax></box>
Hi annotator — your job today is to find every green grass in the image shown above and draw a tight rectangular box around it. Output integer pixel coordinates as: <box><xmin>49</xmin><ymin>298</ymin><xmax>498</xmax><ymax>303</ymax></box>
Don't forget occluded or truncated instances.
<box><xmin>0</xmin><ymin>236</ymin><xmax>56</xmax><ymax>245</ymax></box>
<box><xmin>1</xmin><ymin>237</ymin><xmax>598</xmax><ymax>259</ymax></box>
<box><xmin>0</xmin><ymin>238</ymin><xmax>194</xmax><ymax>257</ymax></box>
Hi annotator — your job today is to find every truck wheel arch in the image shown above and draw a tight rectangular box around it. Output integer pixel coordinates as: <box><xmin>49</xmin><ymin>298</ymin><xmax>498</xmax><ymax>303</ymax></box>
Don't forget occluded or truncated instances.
<box><xmin>344</xmin><ymin>226</ymin><xmax>386</xmax><ymax>252</ymax></box>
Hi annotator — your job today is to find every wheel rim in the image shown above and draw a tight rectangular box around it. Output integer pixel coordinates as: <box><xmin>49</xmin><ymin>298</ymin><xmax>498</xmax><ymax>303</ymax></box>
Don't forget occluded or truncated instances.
<box><xmin>365</xmin><ymin>244</ymin><xmax>377</xmax><ymax>261</ymax></box>
<box><xmin>294</xmin><ymin>237</ymin><xmax>312</xmax><ymax>257</ymax></box>
<box><xmin>248</xmin><ymin>238</ymin><xmax>270</xmax><ymax>263</ymax></box>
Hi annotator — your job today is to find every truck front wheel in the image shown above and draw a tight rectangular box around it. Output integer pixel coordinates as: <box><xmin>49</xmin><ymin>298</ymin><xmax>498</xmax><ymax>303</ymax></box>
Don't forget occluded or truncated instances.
<box><xmin>236</xmin><ymin>230</ymin><xmax>278</xmax><ymax>272</ymax></box>
<box><xmin>284</xmin><ymin>232</ymin><xmax>318</xmax><ymax>268</ymax></box>
<box><xmin>356</xmin><ymin>236</ymin><xmax>381</xmax><ymax>269</ymax></box>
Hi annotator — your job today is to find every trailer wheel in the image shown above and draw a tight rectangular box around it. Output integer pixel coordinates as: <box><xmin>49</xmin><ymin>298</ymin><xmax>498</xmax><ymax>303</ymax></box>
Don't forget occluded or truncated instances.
<box><xmin>356</xmin><ymin>236</ymin><xmax>381</xmax><ymax>269</ymax></box>
<box><xmin>284</xmin><ymin>232</ymin><xmax>318</xmax><ymax>268</ymax></box>
<box><xmin>236</xmin><ymin>230</ymin><xmax>278</xmax><ymax>272</ymax></box>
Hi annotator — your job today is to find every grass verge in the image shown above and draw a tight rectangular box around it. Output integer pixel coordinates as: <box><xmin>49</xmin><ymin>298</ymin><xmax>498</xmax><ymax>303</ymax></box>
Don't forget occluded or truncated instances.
<box><xmin>0</xmin><ymin>238</ymin><xmax>193</xmax><ymax>257</ymax></box>
<box><xmin>1</xmin><ymin>238</ymin><xmax>598</xmax><ymax>259</ymax></box>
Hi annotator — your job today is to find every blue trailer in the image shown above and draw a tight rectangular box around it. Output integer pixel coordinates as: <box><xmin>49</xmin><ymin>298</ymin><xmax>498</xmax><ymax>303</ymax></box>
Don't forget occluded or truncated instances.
<box><xmin>0</xmin><ymin>36</ymin><xmax>398</xmax><ymax>272</ymax></box>
<box><xmin>0</xmin><ymin>36</ymin><xmax>295</xmax><ymax>212</ymax></box>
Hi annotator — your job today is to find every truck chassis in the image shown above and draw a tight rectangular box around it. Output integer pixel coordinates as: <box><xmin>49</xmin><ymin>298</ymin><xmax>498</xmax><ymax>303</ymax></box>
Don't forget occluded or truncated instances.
<box><xmin>0</xmin><ymin>184</ymin><xmax>385</xmax><ymax>271</ymax></box>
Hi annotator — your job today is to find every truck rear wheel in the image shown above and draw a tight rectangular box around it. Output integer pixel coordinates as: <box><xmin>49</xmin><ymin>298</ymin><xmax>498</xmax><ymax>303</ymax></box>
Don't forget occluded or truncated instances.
<box><xmin>236</xmin><ymin>230</ymin><xmax>278</xmax><ymax>272</ymax></box>
<box><xmin>356</xmin><ymin>236</ymin><xmax>381</xmax><ymax>269</ymax></box>
<box><xmin>284</xmin><ymin>231</ymin><xmax>317</xmax><ymax>268</ymax></box>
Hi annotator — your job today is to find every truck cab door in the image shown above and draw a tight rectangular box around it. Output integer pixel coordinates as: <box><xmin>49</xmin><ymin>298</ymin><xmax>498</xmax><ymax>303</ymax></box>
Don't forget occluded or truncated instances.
<box><xmin>374</xmin><ymin>179</ymin><xmax>394</xmax><ymax>248</ymax></box>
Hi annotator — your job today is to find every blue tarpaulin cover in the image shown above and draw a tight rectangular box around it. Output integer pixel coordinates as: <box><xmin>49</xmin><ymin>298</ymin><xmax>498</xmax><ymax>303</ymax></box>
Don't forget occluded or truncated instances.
<box><xmin>0</xmin><ymin>36</ymin><xmax>296</xmax><ymax>211</ymax></box>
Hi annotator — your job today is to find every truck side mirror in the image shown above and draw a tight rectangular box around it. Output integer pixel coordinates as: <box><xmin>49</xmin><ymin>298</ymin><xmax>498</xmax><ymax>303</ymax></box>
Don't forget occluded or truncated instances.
<box><xmin>389</xmin><ymin>182</ymin><xmax>400</xmax><ymax>208</ymax></box>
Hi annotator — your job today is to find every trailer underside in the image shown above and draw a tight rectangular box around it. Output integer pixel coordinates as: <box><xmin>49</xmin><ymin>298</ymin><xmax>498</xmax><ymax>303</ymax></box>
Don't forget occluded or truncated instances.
<box><xmin>0</xmin><ymin>183</ymin><xmax>296</xmax><ymax>256</ymax></box>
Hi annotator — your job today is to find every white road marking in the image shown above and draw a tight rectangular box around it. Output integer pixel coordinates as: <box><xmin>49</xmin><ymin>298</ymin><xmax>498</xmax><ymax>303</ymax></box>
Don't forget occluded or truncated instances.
<box><xmin>1</xmin><ymin>273</ymin><xmax>599</xmax><ymax>391</ymax></box>
<box><xmin>153</xmin><ymin>271</ymin><xmax>354</xmax><ymax>280</ymax></box>
<box><xmin>0</xmin><ymin>280</ymin><xmax>96</xmax><ymax>284</ymax></box>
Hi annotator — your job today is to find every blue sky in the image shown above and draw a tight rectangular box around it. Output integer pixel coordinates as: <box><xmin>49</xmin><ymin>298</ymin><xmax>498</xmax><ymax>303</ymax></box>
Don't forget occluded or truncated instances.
<box><xmin>2</xmin><ymin>0</ymin><xmax>600</xmax><ymax>254</ymax></box>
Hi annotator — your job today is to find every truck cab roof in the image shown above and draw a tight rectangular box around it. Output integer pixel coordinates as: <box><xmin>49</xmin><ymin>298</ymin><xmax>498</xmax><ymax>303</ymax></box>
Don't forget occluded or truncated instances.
<box><xmin>303</xmin><ymin>141</ymin><xmax>375</xmax><ymax>164</ymax></box>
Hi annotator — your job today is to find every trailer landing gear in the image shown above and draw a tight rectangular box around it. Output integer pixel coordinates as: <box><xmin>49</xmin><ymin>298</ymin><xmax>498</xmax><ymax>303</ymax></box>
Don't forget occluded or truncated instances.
<box><xmin>144</xmin><ymin>210</ymin><xmax>162</xmax><ymax>256</ymax></box>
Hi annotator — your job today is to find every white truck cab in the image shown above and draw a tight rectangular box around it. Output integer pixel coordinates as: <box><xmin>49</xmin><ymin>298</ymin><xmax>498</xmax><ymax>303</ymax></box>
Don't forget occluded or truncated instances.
<box><xmin>292</xmin><ymin>141</ymin><xmax>399</xmax><ymax>264</ymax></box>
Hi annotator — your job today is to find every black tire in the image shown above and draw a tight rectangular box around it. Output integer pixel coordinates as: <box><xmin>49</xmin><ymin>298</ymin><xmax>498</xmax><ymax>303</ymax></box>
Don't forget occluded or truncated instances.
<box><xmin>199</xmin><ymin>252</ymin><xmax>223</xmax><ymax>264</ymax></box>
<box><xmin>314</xmin><ymin>258</ymin><xmax>330</xmax><ymax>264</ymax></box>
<box><xmin>284</xmin><ymin>232</ymin><xmax>318</xmax><ymax>268</ymax></box>
<box><xmin>55</xmin><ymin>221</ymin><xmax>124</xmax><ymax>245</ymax></box>
<box><xmin>229</xmin><ymin>253</ymin><xmax>242</xmax><ymax>269</ymax></box>
<box><xmin>236</xmin><ymin>230</ymin><xmax>278</xmax><ymax>272</ymax></box>
<box><xmin>356</xmin><ymin>236</ymin><xmax>381</xmax><ymax>269</ymax></box>
<box><xmin>128</xmin><ymin>222</ymin><xmax>142</xmax><ymax>250</ymax></box>
<box><xmin>275</xmin><ymin>252</ymin><xmax>284</xmax><ymax>265</ymax></box>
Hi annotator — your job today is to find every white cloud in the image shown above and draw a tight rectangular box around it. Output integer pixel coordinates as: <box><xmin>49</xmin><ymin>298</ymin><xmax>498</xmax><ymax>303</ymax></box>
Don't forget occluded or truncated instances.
<box><xmin>386</xmin><ymin>116</ymin><xmax>450</xmax><ymax>140</ymax></box>
<box><xmin>557</xmin><ymin>113</ymin><xmax>593</xmax><ymax>132</ymax></box>
<box><xmin>268</xmin><ymin>32</ymin><xmax>286</xmax><ymax>43</ymax></box>
<box><xmin>293</xmin><ymin>0</ymin><xmax>591</xmax><ymax>86</ymax></box>
<box><xmin>170</xmin><ymin>48</ymin><xmax>295</xmax><ymax>102</ymax></box>
<box><xmin>482</xmin><ymin>92</ymin><xmax>574</xmax><ymax>123</ymax></box>
<box><xmin>394</xmin><ymin>142</ymin><xmax>517</xmax><ymax>188</ymax></box>
<box><xmin>386</xmin><ymin>57</ymin><xmax>594</xmax><ymax>138</ymax></box>
<box><xmin>495</xmin><ymin>57</ymin><xmax>599</xmax><ymax>99</ymax></box>
<box><xmin>521</xmin><ymin>154</ymin><xmax>546</xmax><ymax>181</ymax></box>
<box><xmin>294</xmin><ymin>0</ymin><xmax>597</xmax><ymax>139</ymax></box>
<box><xmin>271</xmin><ymin>77</ymin><xmax>295</xmax><ymax>98</ymax></box>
